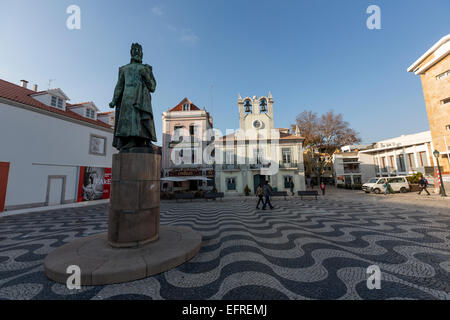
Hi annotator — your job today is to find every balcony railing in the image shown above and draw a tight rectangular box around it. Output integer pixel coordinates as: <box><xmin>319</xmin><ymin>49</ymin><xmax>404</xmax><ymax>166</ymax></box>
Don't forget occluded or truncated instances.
<box><xmin>222</xmin><ymin>164</ymin><xmax>241</xmax><ymax>170</ymax></box>
<box><xmin>249</xmin><ymin>163</ymin><xmax>271</xmax><ymax>169</ymax></box>
<box><xmin>343</xmin><ymin>169</ymin><xmax>360</xmax><ymax>174</ymax></box>
<box><xmin>279</xmin><ymin>162</ymin><xmax>299</xmax><ymax>168</ymax></box>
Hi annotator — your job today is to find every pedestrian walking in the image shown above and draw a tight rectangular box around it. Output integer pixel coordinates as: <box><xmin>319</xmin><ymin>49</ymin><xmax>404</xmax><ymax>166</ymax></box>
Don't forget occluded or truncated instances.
<box><xmin>256</xmin><ymin>183</ymin><xmax>264</xmax><ymax>209</ymax></box>
<box><xmin>383</xmin><ymin>179</ymin><xmax>392</xmax><ymax>195</ymax></box>
<box><xmin>289</xmin><ymin>180</ymin><xmax>295</xmax><ymax>196</ymax></box>
<box><xmin>262</xmin><ymin>180</ymin><xmax>274</xmax><ymax>210</ymax></box>
<box><xmin>320</xmin><ymin>182</ymin><xmax>326</xmax><ymax>195</ymax></box>
<box><xmin>418</xmin><ymin>176</ymin><xmax>430</xmax><ymax>195</ymax></box>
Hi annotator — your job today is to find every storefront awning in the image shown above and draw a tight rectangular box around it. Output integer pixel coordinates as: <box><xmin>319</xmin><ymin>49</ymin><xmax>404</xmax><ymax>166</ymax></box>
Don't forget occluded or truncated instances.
<box><xmin>160</xmin><ymin>176</ymin><xmax>212</xmax><ymax>182</ymax></box>
<box><xmin>160</xmin><ymin>177</ymin><xmax>187</xmax><ymax>182</ymax></box>
<box><xmin>184</xmin><ymin>176</ymin><xmax>212</xmax><ymax>181</ymax></box>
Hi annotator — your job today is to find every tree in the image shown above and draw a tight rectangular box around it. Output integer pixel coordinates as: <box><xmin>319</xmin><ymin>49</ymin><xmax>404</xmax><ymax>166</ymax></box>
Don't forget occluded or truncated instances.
<box><xmin>292</xmin><ymin>110</ymin><xmax>360</xmax><ymax>184</ymax></box>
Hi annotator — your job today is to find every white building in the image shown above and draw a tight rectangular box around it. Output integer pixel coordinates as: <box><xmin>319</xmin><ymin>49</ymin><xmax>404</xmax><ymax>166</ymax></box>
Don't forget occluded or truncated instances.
<box><xmin>0</xmin><ymin>79</ymin><xmax>115</xmax><ymax>211</ymax></box>
<box><xmin>333</xmin><ymin>131</ymin><xmax>435</xmax><ymax>187</ymax></box>
<box><xmin>333</xmin><ymin>145</ymin><xmax>376</xmax><ymax>186</ymax></box>
<box><xmin>359</xmin><ymin>131</ymin><xmax>434</xmax><ymax>177</ymax></box>
<box><xmin>215</xmin><ymin>93</ymin><xmax>306</xmax><ymax>195</ymax></box>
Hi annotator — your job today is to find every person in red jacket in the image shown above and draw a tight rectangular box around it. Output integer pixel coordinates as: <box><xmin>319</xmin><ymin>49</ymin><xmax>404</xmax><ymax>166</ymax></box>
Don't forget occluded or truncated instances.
<box><xmin>320</xmin><ymin>181</ymin><xmax>326</xmax><ymax>195</ymax></box>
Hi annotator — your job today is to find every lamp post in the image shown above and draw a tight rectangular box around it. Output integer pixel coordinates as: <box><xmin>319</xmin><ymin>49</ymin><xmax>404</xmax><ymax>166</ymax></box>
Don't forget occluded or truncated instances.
<box><xmin>433</xmin><ymin>150</ymin><xmax>447</xmax><ymax>197</ymax></box>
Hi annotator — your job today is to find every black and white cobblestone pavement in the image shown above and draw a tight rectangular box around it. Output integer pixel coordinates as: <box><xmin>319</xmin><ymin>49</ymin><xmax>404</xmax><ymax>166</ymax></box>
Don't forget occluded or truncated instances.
<box><xmin>0</xmin><ymin>197</ymin><xmax>449</xmax><ymax>300</ymax></box>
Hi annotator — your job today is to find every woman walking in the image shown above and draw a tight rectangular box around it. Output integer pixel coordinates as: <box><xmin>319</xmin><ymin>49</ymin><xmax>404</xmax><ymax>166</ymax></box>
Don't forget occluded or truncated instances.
<box><xmin>256</xmin><ymin>183</ymin><xmax>264</xmax><ymax>209</ymax></box>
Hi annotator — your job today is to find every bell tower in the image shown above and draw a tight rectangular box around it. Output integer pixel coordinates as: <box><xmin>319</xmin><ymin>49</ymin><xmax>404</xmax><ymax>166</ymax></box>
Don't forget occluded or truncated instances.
<box><xmin>237</xmin><ymin>92</ymin><xmax>274</xmax><ymax>132</ymax></box>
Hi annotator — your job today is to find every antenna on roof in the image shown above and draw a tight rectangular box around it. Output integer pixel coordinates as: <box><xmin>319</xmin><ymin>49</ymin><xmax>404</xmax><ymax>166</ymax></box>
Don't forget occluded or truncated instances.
<box><xmin>210</xmin><ymin>84</ymin><xmax>214</xmax><ymax>115</ymax></box>
<box><xmin>48</xmin><ymin>79</ymin><xmax>56</xmax><ymax>90</ymax></box>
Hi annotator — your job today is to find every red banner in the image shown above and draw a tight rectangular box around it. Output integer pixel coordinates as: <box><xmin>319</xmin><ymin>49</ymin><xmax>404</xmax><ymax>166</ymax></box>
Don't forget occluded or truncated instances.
<box><xmin>0</xmin><ymin>162</ymin><xmax>10</xmax><ymax>212</ymax></box>
<box><xmin>77</xmin><ymin>166</ymin><xmax>111</xmax><ymax>202</ymax></box>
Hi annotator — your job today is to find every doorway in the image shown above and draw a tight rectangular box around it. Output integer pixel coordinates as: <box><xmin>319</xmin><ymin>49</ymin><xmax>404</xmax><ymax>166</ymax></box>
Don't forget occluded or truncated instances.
<box><xmin>46</xmin><ymin>176</ymin><xmax>66</xmax><ymax>206</ymax></box>
<box><xmin>253</xmin><ymin>174</ymin><xmax>266</xmax><ymax>193</ymax></box>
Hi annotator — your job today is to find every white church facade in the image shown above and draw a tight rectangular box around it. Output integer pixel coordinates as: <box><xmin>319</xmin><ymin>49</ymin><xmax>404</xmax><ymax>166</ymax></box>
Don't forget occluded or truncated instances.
<box><xmin>215</xmin><ymin>93</ymin><xmax>306</xmax><ymax>195</ymax></box>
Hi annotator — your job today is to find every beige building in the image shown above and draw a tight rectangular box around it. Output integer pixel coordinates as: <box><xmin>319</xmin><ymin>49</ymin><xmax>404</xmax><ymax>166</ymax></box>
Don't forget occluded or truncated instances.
<box><xmin>408</xmin><ymin>34</ymin><xmax>450</xmax><ymax>181</ymax></box>
<box><xmin>215</xmin><ymin>93</ymin><xmax>306</xmax><ymax>195</ymax></box>
<box><xmin>161</xmin><ymin>98</ymin><xmax>214</xmax><ymax>191</ymax></box>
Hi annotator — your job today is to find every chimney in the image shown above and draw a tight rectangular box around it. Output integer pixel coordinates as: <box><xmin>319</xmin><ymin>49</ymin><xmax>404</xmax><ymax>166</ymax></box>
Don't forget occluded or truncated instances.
<box><xmin>20</xmin><ymin>80</ymin><xmax>28</xmax><ymax>88</ymax></box>
<box><xmin>33</xmin><ymin>84</ymin><xmax>38</xmax><ymax>92</ymax></box>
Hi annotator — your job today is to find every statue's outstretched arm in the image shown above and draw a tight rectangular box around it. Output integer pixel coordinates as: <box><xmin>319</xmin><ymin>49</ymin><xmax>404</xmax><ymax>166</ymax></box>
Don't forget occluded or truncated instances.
<box><xmin>141</xmin><ymin>65</ymin><xmax>156</xmax><ymax>93</ymax></box>
<box><xmin>110</xmin><ymin>68</ymin><xmax>125</xmax><ymax>108</ymax></box>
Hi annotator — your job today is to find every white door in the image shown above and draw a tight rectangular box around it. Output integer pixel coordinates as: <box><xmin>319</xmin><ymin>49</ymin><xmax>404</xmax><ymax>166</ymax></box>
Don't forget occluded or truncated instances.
<box><xmin>48</xmin><ymin>178</ymin><xmax>63</xmax><ymax>206</ymax></box>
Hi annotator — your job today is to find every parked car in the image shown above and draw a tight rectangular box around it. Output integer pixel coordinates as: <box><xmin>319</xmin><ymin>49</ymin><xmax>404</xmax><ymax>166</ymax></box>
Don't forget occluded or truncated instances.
<box><xmin>362</xmin><ymin>177</ymin><xmax>410</xmax><ymax>194</ymax></box>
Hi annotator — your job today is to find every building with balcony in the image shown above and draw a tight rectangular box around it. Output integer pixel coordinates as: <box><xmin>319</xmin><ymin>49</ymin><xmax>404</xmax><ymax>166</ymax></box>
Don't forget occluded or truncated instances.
<box><xmin>333</xmin><ymin>145</ymin><xmax>375</xmax><ymax>186</ymax></box>
<box><xmin>161</xmin><ymin>98</ymin><xmax>214</xmax><ymax>191</ymax></box>
<box><xmin>407</xmin><ymin>34</ymin><xmax>450</xmax><ymax>188</ymax></box>
<box><xmin>215</xmin><ymin>93</ymin><xmax>306</xmax><ymax>195</ymax></box>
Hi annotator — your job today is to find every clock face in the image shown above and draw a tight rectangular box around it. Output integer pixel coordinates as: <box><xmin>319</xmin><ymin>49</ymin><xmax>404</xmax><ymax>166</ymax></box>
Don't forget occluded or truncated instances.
<box><xmin>253</xmin><ymin>120</ymin><xmax>262</xmax><ymax>129</ymax></box>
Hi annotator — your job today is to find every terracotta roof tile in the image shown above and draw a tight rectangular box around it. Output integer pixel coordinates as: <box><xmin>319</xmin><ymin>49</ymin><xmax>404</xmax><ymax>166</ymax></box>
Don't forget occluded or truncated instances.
<box><xmin>0</xmin><ymin>79</ymin><xmax>112</xmax><ymax>129</ymax></box>
<box><xmin>169</xmin><ymin>97</ymin><xmax>201</xmax><ymax>112</ymax></box>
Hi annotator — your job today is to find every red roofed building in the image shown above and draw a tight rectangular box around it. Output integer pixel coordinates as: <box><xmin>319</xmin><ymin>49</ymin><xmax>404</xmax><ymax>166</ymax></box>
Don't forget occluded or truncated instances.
<box><xmin>0</xmin><ymin>78</ymin><xmax>115</xmax><ymax>211</ymax></box>
<box><xmin>214</xmin><ymin>93</ymin><xmax>306</xmax><ymax>195</ymax></box>
<box><xmin>161</xmin><ymin>98</ymin><xmax>215</xmax><ymax>192</ymax></box>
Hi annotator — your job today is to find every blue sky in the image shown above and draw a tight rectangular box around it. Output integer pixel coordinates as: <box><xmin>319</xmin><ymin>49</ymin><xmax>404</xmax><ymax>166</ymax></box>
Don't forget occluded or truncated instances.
<box><xmin>0</xmin><ymin>0</ymin><xmax>449</xmax><ymax>144</ymax></box>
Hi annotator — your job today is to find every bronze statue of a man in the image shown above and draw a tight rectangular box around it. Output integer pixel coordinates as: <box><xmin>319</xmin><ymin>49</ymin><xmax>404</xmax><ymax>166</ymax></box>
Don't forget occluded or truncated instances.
<box><xmin>109</xmin><ymin>43</ymin><xmax>157</xmax><ymax>152</ymax></box>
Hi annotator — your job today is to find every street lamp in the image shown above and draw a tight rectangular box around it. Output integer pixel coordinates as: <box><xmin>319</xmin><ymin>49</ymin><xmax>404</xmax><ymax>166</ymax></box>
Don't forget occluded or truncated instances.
<box><xmin>433</xmin><ymin>150</ymin><xmax>447</xmax><ymax>197</ymax></box>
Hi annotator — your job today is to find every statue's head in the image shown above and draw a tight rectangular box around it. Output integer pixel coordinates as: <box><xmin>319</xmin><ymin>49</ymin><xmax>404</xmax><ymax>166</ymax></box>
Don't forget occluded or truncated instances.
<box><xmin>130</xmin><ymin>43</ymin><xmax>143</xmax><ymax>63</ymax></box>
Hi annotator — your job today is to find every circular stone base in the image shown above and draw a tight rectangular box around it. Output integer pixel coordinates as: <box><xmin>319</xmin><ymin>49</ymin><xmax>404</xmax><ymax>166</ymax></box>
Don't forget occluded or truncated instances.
<box><xmin>44</xmin><ymin>226</ymin><xmax>201</xmax><ymax>286</ymax></box>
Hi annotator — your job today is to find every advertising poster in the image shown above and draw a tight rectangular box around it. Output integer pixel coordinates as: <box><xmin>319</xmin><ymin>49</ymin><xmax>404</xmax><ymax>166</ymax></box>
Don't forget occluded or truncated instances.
<box><xmin>77</xmin><ymin>166</ymin><xmax>111</xmax><ymax>202</ymax></box>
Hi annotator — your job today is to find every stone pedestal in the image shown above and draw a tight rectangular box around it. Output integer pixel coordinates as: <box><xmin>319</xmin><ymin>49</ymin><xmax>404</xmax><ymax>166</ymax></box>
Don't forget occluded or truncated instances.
<box><xmin>44</xmin><ymin>149</ymin><xmax>202</xmax><ymax>286</ymax></box>
<box><xmin>108</xmin><ymin>153</ymin><xmax>160</xmax><ymax>247</ymax></box>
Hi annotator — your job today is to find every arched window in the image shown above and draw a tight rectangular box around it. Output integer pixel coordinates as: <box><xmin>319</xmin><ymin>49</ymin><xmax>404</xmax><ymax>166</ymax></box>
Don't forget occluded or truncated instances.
<box><xmin>182</xmin><ymin>103</ymin><xmax>190</xmax><ymax>111</ymax></box>
<box><xmin>259</xmin><ymin>98</ymin><xmax>267</xmax><ymax>112</ymax></box>
<box><xmin>244</xmin><ymin>99</ymin><xmax>252</xmax><ymax>113</ymax></box>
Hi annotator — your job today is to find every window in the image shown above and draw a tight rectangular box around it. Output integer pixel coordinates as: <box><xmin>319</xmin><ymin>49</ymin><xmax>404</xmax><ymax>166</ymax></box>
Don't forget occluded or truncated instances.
<box><xmin>182</xmin><ymin>103</ymin><xmax>190</xmax><ymax>111</ymax></box>
<box><xmin>89</xmin><ymin>134</ymin><xmax>106</xmax><ymax>156</ymax></box>
<box><xmin>407</xmin><ymin>153</ymin><xmax>416</xmax><ymax>169</ymax></box>
<box><xmin>381</xmin><ymin>157</ymin><xmax>386</xmax><ymax>168</ymax></box>
<box><xmin>51</xmin><ymin>96</ymin><xmax>57</xmax><ymax>107</ymax></box>
<box><xmin>397</xmin><ymin>154</ymin><xmax>406</xmax><ymax>171</ymax></box>
<box><xmin>441</xmin><ymin>97</ymin><xmax>450</xmax><ymax>105</ymax></box>
<box><xmin>189</xmin><ymin>125</ymin><xmax>195</xmax><ymax>136</ymax></box>
<box><xmin>418</xmin><ymin>151</ymin><xmax>427</xmax><ymax>167</ymax></box>
<box><xmin>173</xmin><ymin>126</ymin><xmax>184</xmax><ymax>143</ymax></box>
<box><xmin>253</xmin><ymin>148</ymin><xmax>264</xmax><ymax>164</ymax></box>
<box><xmin>190</xmin><ymin>149</ymin><xmax>197</xmax><ymax>164</ymax></box>
<box><xmin>436</xmin><ymin>70</ymin><xmax>450</xmax><ymax>80</ymax></box>
<box><xmin>389</xmin><ymin>156</ymin><xmax>394</xmax><ymax>168</ymax></box>
<box><xmin>225</xmin><ymin>150</ymin><xmax>235</xmax><ymax>164</ymax></box>
<box><xmin>85</xmin><ymin>108</ymin><xmax>95</xmax><ymax>119</ymax></box>
<box><xmin>284</xmin><ymin>176</ymin><xmax>292</xmax><ymax>188</ymax></box>
<box><xmin>282</xmin><ymin>148</ymin><xmax>291</xmax><ymax>163</ymax></box>
<box><xmin>207</xmin><ymin>179</ymin><xmax>214</xmax><ymax>187</ymax></box>
<box><xmin>57</xmin><ymin>98</ymin><xmax>63</xmax><ymax>109</ymax></box>
<box><xmin>226</xmin><ymin>177</ymin><xmax>236</xmax><ymax>190</ymax></box>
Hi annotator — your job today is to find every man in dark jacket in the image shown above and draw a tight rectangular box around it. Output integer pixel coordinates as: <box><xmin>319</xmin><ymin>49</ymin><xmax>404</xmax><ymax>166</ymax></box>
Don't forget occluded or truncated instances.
<box><xmin>418</xmin><ymin>176</ymin><xmax>430</xmax><ymax>195</ymax></box>
<box><xmin>262</xmin><ymin>181</ymin><xmax>274</xmax><ymax>210</ymax></box>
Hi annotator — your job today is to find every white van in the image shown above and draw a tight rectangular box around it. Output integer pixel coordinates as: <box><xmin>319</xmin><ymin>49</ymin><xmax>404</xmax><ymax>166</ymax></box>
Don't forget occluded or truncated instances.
<box><xmin>362</xmin><ymin>177</ymin><xmax>410</xmax><ymax>194</ymax></box>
